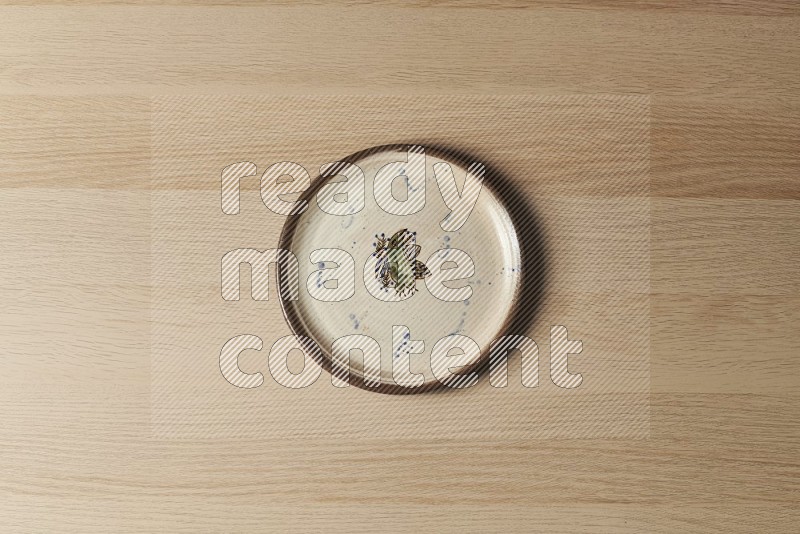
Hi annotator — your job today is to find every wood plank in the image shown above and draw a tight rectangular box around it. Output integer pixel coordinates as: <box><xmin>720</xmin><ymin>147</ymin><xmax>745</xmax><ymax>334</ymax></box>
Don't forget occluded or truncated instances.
<box><xmin>0</xmin><ymin>8</ymin><xmax>797</xmax><ymax>96</ymax></box>
<box><xmin>4</xmin><ymin>95</ymin><xmax>798</xmax><ymax>203</ymax></box>
<box><xmin>2</xmin><ymin>0</ymin><xmax>799</xmax><ymax>18</ymax></box>
<box><xmin>0</xmin><ymin>97</ymin><xmax>150</xmax><ymax>189</ymax></box>
<box><xmin>652</xmin><ymin>294</ymin><xmax>800</xmax><ymax>394</ymax></box>
<box><xmin>0</xmin><ymin>389</ymin><xmax>796</xmax><ymax>506</ymax></box>
<box><xmin>652</xmin><ymin>199</ymin><xmax>800</xmax><ymax>295</ymax></box>
<box><xmin>653</xmin><ymin>97</ymin><xmax>800</xmax><ymax>200</ymax></box>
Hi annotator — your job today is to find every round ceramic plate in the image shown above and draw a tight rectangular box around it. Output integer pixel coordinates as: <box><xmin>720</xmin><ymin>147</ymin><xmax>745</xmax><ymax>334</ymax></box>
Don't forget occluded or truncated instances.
<box><xmin>278</xmin><ymin>145</ymin><xmax>522</xmax><ymax>393</ymax></box>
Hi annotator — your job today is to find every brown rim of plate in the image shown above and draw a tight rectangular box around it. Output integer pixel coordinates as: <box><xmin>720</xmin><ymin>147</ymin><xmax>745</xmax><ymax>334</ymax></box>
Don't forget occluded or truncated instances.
<box><xmin>277</xmin><ymin>144</ymin><xmax>525</xmax><ymax>395</ymax></box>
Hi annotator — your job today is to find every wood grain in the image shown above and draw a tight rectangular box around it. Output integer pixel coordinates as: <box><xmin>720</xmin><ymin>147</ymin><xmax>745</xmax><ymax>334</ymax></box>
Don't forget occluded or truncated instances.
<box><xmin>0</xmin><ymin>8</ymin><xmax>797</xmax><ymax>96</ymax></box>
<box><xmin>0</xmin><ymin>2</ymin><xmax>798</xmax><ymax>532</ymax></box>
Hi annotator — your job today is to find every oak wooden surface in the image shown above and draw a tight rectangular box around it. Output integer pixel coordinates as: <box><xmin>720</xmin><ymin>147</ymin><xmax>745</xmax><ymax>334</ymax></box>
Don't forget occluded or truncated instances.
<box><xmin>1</xmin><ymin>2</ymin><xmax>798</xmax><ymax>532</ymax></box>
